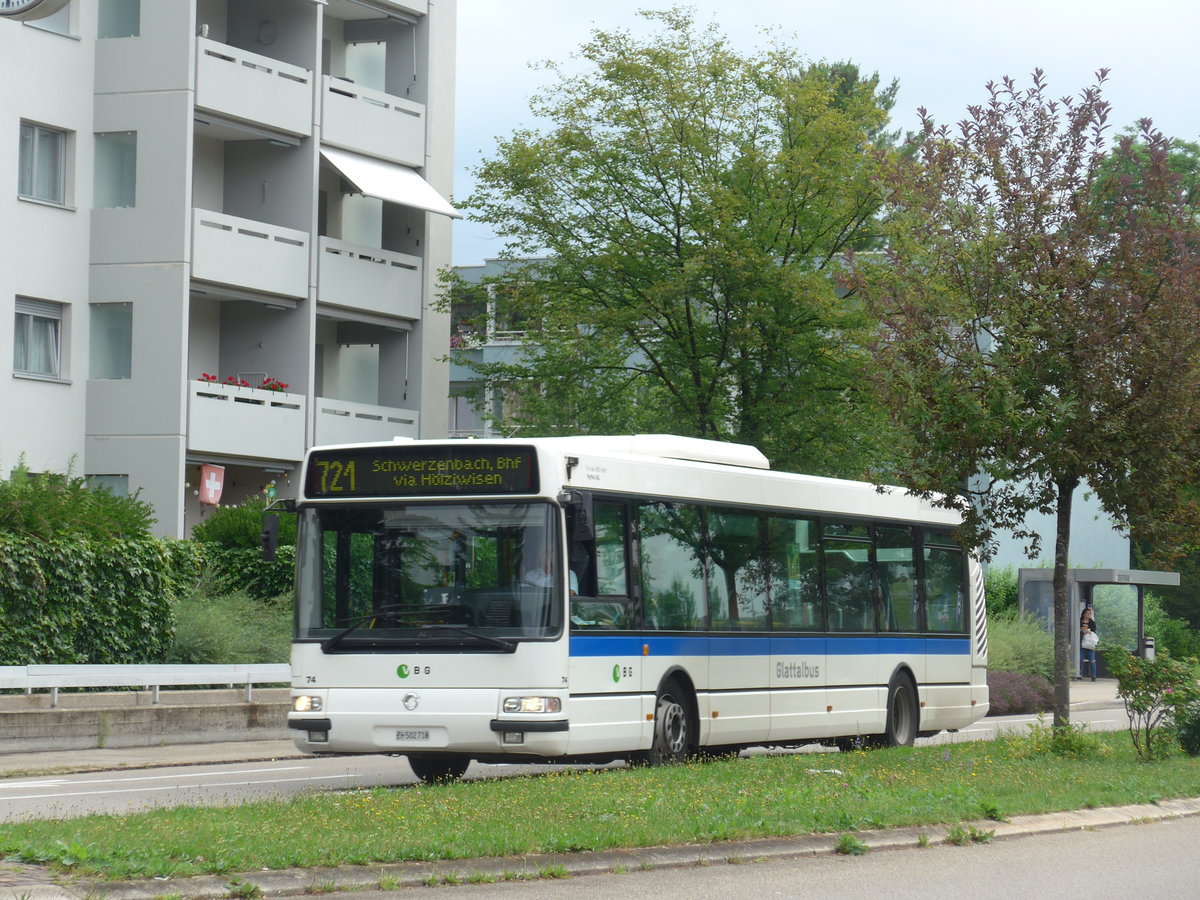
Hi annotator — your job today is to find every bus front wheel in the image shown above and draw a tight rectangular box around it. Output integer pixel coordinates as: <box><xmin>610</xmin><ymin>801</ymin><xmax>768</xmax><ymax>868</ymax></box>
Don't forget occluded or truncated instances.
<box><xmin>407</xmin><ymin>753</ymin><xmax>471</xmax><ymax>783</ymax></box>
<box><xmin>647</xmin><ymin>682</ymin><xmax>693</xmax><ymax>765</ymax></box>
<box><xmin>882</xmin><ymin>673</ymin><xmax>918</xmax><ymax>747</ymax></box>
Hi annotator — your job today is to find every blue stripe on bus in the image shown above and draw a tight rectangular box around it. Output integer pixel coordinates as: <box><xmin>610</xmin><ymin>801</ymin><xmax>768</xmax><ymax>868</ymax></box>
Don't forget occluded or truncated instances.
<box><xmin>568</xmin><ymin>634</ymin><xmax>970</xmax><ymax>657</ymax></box>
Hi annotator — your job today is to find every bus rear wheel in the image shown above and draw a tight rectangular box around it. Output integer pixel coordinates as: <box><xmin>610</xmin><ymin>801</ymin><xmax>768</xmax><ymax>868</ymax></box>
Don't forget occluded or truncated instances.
<box><xmin>407</xmin><ymin>753</ymin><xmax>471</xmax><ymax>783</ymax></box>
<box><xmin>647</xmin><ymin>683</ymin><xmax>693</xmax><ymax>765</ymax></box>
<box><xmin>882</xmin><ymin>674</ymin><xmax>918</xmax><ymax>747</ymax></box>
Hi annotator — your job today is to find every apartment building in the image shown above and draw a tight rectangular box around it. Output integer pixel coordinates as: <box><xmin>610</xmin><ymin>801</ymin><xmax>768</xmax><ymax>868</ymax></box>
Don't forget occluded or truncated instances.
<box><xmin>1</xmin><ymin>0</ymin><xmax>457</xmax><ymax>537</ymax></box>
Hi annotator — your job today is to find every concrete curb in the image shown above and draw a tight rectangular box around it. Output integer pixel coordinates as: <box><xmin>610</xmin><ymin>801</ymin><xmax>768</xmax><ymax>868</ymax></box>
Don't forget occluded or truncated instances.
<box><xmin>7</xmin><ymin>797</ymin><xmax>1198</xmax><ymax>900</ymax></box>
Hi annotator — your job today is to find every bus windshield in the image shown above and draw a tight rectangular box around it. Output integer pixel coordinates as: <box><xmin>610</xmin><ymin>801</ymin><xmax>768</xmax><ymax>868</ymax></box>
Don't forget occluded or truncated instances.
<box><xmin>295</xmin><ymin>502</ymin><xmax>564</xmax><ymax>649</ymax></box>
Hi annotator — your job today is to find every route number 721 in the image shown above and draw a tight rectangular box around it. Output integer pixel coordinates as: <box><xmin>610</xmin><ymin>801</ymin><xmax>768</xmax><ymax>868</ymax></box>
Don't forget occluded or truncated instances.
<box><xmin>314</xmin><ymin>459</ymin><xmax>357</xmax><ymax>493</ymax></box>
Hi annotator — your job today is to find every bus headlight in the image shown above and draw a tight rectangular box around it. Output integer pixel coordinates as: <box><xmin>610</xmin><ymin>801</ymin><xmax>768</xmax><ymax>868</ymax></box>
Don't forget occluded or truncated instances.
<box><xmin>503</xmin><ymin>696</ymin><xmax>561</xmax><ymax>714</ymax></box>
<box><xmin>294</xmin><ymin>695</ymin><xmax>323</xmax><ymax>713</ymax></box>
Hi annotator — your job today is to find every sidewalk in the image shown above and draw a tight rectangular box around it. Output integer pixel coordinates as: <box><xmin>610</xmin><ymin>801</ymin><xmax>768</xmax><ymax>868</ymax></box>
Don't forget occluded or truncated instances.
<box><xmin>0</xmin><ymin>679</ymin><xmax>1124</xmax><ymax>778</ymax></box>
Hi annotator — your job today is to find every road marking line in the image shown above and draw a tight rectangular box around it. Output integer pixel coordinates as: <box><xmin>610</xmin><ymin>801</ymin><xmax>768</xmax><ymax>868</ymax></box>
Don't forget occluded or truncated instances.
<box><xmin>0</xmin><ymin>774</ymin><xmax>367</xmax><ymax>803</ymax></box>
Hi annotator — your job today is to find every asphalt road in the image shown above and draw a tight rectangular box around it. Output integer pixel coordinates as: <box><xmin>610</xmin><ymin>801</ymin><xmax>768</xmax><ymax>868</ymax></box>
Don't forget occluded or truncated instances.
<box><xmin>0</xmin><ymin>706</ymin><xmax>1128</xmax><ymax>823</ymax></box>
<box><xmin>409</xmin><ymin>814</ymin><xmax>1200</xmax><ymax>899</ymax></box>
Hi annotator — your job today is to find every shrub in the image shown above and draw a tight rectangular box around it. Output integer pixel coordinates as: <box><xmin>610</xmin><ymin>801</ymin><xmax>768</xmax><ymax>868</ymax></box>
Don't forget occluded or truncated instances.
<box><xmin>1106</xmin><ymin>644</ymin><xmax>1200</xmax><ymax>761</ymax></box>
<box><xmin>192</xmin><ymin>497</ymin><xmax>296</xmax><ymax>601</ymax></box>
<box><xmin>167</xmin><ymin>579</ymin><xmax>292</xmax><ymax>665</ymax></box>
<box><xmin>986</xmin><ymin>669</ymin><xmax>1053</xmax><ymax>716</ymax></box>
<box><xmin>1146</xmin><ymin>606</ymin><xmax>1200</xmax><ymax>661</ymax></box>
<box><xmin>0</xmin><ymin>536</ymin><xmax>174</xmax><ymax>664</ymax></box>
<box><xmin>161</xmin><ymin>538</ymin><xmax>206</xmax><ymax>597</ymax></box>
<box><xmin>1177</xmin><ymin>702</ymin><xmax>1200</xmax><ymax>757</ymax></box>
<box><xmin>986</xmin><ymin>613</ymin><xmax>1053</xmax><ymax>679</ymax></box>
<box><xmin>0</xmin><ymin>467</ymin><xmax>179</xmax><ymax>665</ymax></box>
<box><xmin>192</xmin><ymin>496</ymin><xmax>295</xmax><ymax>548</ymax></box>
<box><xmin>1003</xmin><ymin>715</ymin><xmax>1111</xmax><ymax>759</ymax></box>
<box><xmin>0</xmin><ymin>464</ymin><xmax>155</xmax><ymax>540</ymax></box>
<box><xmin>983</xmin><ymin>566</ymin><xmax>1018</xmax><ymax>618</ymax></box>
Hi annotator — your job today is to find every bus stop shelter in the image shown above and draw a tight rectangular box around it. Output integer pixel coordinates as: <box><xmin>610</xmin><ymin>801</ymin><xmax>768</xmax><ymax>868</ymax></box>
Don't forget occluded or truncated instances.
<box><xmin>1018</xmin><ymin>568</ymin><xmax>1179</xmax><ymax>678</ymax></box>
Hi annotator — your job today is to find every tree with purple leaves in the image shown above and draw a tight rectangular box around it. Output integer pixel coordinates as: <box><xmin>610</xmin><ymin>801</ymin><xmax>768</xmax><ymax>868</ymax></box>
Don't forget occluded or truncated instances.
<box><xmin>853</xmin><ymin>69</ymin><xmax>1200</xmax><ymax>730</ymax></box>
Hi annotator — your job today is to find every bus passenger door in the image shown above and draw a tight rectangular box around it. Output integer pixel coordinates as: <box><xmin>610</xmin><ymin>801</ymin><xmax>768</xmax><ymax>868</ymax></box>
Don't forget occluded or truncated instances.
<box><xmin>565</xmin><ymin>500</ymin><xmax>643</xmax><ymax>756</ymax></box>
<box><xmin>637</xmin><ymin>502</ymin><xmax>710</xmax><ymax>749</ymax></box>
<box><xmin>766</xmin><ymin>516</ymin><xmax>827</xmax><ymax>742</ymax></box>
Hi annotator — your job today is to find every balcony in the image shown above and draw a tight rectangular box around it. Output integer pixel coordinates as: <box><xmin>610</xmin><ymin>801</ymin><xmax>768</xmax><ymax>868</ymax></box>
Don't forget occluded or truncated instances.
<box><xmin>314</xmin><ymin>397</ymin><xmax>419</xmax><ymax>445</ymax></box>
<box><xmin>195</xmin><ymin>37</ymin><xmax>313</xmax><ymax>138</ymax></box>
<box><xmin>321</xmin><ymin>77</ymin><xmax>424</xmax><ymax>166</ymax></box>
<box><xmin>192</xmin><ymin>209</ymin><xmax>309</xmax><ymax>299</ymax></box>
<box><xmin>317</xmin><ymin>238</ymin><xmax>421</xmax><ymax>319</ymax></box>
<box><xmin>188</xmin><ymin>381</ymin><xmax>306</xmax><ymax>462</ymax></box>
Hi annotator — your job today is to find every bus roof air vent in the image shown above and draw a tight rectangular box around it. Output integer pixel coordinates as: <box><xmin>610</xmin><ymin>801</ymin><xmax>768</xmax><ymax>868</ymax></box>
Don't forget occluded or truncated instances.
<box><xmin>590</xmin><ymin>434</ymin><xmax>771</xmax><ymax>470</ymax></box>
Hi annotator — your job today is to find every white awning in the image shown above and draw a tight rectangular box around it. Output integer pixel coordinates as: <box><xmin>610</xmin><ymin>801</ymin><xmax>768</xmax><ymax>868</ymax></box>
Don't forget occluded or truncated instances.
<box><xmin>320</xmin><ymin>147</ymin><xmax>461</xmax><ymax>219</ymax></box>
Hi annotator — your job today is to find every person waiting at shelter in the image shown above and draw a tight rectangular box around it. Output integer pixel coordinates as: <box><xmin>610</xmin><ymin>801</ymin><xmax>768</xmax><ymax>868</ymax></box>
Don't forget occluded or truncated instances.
<box><xmin>1079</xmin><ymin>602</ymin><xmax>1099</xmax><ymax>680</ymax></box>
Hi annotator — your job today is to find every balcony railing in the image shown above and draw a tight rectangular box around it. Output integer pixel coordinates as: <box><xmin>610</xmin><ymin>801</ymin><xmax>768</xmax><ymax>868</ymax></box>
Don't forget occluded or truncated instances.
<box><xmin>188</xmin><ymin>380</ymin><xmax>306</xmax><ymax>461</ymax></box>
<box><xmin>196</xmin><ymin>37</ymin><xmax>313</xmax><ymax>137</ymax></box>
<box><xmin>317</xmin><ymin>238</ymin><xmax>421</xmax><ymax>319</ymax></box>
<box><xmin>321</xmin><ymin>76</ymin><xmax>424</xmax><ymax>166</ymax></box>
<box><xmin>192</xmin><ymin>209</ymin><xmax>309</xmax><ymax>299</ymax></box>
<box><xmin>314</xmin><ymin>397</ymin><xmax>419</xmax><ymax>446</ymax></box>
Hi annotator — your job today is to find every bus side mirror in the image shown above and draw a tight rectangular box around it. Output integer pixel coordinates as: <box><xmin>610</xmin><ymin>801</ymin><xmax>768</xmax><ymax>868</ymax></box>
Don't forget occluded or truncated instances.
<box><xmin>558</xmin><ymin>490</ymin><xmax>595</xmax><ymax>542</ymax></box>
<box><xmin>261</xmin><ymin>513</ymin><xmax>280</xmax><ymax>562</ymax></box>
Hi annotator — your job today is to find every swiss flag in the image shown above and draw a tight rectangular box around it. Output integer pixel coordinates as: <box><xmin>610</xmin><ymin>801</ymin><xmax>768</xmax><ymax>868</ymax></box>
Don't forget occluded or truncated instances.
<box><xmin>199</xmin><ymin>464</ymin><xmax>225</xmax><ymax>505</ymax></box>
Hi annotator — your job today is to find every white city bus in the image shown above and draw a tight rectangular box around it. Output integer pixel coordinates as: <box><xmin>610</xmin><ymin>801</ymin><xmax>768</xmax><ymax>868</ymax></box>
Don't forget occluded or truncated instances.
<box><xmin>283</xmin><ymin>434</ymin><xmax>988</xmax><ymax>782</ymax></box>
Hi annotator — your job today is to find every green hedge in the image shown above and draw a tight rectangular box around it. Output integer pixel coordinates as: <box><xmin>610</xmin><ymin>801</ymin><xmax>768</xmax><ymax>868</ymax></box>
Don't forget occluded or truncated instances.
<box><xmin>0</xmin><ymin>536</ymin><xmax>183</xmax><ymax>665</ymax></box>
<box><xmin>200</xmin><ymin>545</ymin><xmax>296</xmax><ymax>602</ymax></box>
<box><xmin>191</xmin><ymin>497</ymin><xmax>296</xmax><ymax>601</ymax></box>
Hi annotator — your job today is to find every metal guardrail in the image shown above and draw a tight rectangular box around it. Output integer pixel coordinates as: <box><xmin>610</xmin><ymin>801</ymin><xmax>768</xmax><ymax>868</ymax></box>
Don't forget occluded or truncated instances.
<box><xmin>0</xmin><ymin>664</ymin><xmax>291</xmax><ymax>707</ymax></box>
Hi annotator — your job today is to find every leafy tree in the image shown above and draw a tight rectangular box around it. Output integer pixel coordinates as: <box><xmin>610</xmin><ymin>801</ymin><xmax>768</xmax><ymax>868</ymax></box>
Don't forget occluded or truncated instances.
<box><xmin>457</xmin><ymin>8</ymin><xmax>902</xmax><ymax>477</ymax></box>
<box><xmin>853</xmin><ymin>70</ymin><xmax>1200</xmax><ymax>728</ymax></box>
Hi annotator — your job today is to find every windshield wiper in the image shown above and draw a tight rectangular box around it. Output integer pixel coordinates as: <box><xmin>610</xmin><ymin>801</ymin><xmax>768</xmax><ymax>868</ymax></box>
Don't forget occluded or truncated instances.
<box><xmin>419</xmin><ymin>624</ymin><xmax>516</xmax><ymax>653</ymax></box>
<box><xmin>320</xmin><ymin>604</ymin><xmax>428</xmax><ymax>653</ymax></box>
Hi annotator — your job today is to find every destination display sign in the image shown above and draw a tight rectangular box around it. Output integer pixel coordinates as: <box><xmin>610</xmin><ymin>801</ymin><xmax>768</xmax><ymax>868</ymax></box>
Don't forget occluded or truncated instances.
<box><xmin>305</xmin><ymin>445</ymin><xmax>539</xmax><ymax>498</ymax></box>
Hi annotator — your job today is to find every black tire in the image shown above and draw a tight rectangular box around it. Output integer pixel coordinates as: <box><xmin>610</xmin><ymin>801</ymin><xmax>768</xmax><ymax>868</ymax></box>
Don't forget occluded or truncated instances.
<box><xmin>646</xmin><ymin>682</ymin><xmax>694</xmax><ymax>765</ymax></box>
<box><xmin>881</xmin><ymin>673</ymin><xmax>918</xmax><ymax>747</ymax></box>
<box><xmin>407</xmin><ymin>753</ymin><xmax>471</xmax><ymax>783</ymax></box>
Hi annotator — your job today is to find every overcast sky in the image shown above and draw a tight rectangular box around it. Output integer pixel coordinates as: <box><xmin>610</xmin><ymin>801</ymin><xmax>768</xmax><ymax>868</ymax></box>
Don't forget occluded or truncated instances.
<box><xmin>452</xmin><ymin>0</ymin><xmax>1199</xmax><ymax>265</ymax></box>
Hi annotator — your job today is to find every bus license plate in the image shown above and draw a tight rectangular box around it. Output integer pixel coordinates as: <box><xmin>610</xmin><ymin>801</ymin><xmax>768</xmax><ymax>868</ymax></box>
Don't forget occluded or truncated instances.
<box><xmin>396</xmin><ymin>729</ymin><xmax>431</xmax><ymax>741</ymax></box>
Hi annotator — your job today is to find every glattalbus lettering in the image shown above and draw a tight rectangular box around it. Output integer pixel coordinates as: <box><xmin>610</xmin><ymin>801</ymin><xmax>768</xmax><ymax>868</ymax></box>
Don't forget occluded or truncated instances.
<box><xmin>776</xmin><ymin>660</ymin><xmax>821</xmax><ymax>679</ymax></box>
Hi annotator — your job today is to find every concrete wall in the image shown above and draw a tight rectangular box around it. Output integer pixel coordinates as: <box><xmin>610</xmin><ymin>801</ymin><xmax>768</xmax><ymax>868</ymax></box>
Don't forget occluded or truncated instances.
<box><xmin>0</xmin><ymin>689</ymin><xmax>289</xmax><ymax>754</ymax></box>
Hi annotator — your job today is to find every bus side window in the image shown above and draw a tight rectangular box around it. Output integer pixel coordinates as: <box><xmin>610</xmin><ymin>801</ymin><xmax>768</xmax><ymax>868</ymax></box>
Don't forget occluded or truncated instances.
<box><xmin>639</xmin><ymin>502</ymin><xmax>706</xmax><ymax>631</ymax></box>
<box><xmin>922</xmin><ymin>531</ymin><xmax>965</xmax><ymax>633</ymax></box>
<box><xmin>877</xmin><ymin>526</ymin><xmax>918</xmax><ymax>632</ymax></box>
<box><xmin>767</xmin><ymin>516</ymin><xmax>821</xmax><ymax>631</ymax></box>
<box><xmin>570</xmin><ymin>502</ymin><xmax>633</xmax><ymax>630</ymax></box>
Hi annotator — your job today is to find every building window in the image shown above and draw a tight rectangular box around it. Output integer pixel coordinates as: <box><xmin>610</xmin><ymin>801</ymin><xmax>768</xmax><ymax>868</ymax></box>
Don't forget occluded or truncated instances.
<box><xmin>87</xmin><ymin>474</ymin><xmax>130</xmax><ymax>497</ymax></box>
<box><xmin>89</xmin><ymin>302</ymin><xmax>132</xmax><ymax>379</ymax></box>
<box><xmin>18</xmin><ymin>121</ymin><xmax>66</xmax><ymax>205</ymax></box>
<box><xmin>94</xmin><ymin>132</ymin><xmax>136</xmax><ymax>208</ymax></box>
<box><xmin>98</xmin><ymin>0</ymin><xmax>139</xmax><ymax>38</ymax></box>
<box><xmin>14</xmin><ymin>298</ymin><xmax>64</xmax><ymax>379</ymax></box>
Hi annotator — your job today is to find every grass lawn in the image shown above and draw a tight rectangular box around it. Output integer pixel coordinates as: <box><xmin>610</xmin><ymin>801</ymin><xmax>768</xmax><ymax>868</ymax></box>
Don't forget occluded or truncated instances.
<box><xmin>1</xmin><ymin>730</ymin><xmax>1198</xmax><ymax>881</ymax></box>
